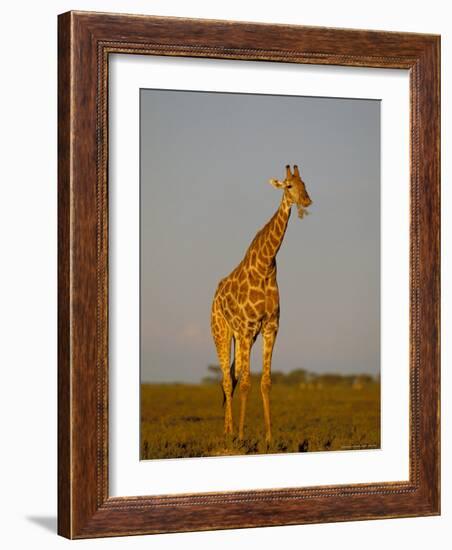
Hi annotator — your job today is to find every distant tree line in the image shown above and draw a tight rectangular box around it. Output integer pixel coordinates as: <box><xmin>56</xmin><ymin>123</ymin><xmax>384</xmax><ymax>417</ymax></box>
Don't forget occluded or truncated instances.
<box><xmin>202</xmin><ymin>364</ymin><xmax>379</xmax><ymax>388</ymax></box>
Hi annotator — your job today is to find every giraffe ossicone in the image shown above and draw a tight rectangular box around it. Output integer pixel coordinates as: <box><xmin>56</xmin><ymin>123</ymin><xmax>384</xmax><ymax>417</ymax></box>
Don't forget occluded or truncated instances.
<box><xmin>211</xmin><ymin>164</ymin><xmax>312</xmax><ymax>444</ymax></box>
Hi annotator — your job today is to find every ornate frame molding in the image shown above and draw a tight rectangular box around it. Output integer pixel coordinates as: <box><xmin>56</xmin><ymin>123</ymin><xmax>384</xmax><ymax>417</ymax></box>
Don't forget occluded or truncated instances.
<box><xmin>58</xmin><ymin>11</ymin><xmax>440</xmax><ymax>538</ymax></box>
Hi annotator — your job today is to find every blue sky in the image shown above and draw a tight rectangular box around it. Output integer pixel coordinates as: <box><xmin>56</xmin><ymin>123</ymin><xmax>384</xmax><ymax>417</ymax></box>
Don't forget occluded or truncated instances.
<box><xmin>140</xmin><ymin>89</ymin><xmax>380</xmax><ymax>382</ymax></box>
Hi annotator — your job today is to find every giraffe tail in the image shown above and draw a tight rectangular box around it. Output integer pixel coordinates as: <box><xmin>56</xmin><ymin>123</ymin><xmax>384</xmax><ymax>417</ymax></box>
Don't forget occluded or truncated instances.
<box><xmin>230</xmin><ymin>358</ymin><xmax>239</xmax><ymax>397</ymax></box>
<box><xmin>222</xmin><ymin>337</ymin><xmax>239</xmax><ymax>406</ymax></box>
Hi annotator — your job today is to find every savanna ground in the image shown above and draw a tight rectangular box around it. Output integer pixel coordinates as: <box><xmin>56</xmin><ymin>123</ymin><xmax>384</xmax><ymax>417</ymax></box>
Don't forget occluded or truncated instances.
<box><xmin>140</xmin><ymin>372</ymin><xmax>380</xmax><ymax>459</ymax></box>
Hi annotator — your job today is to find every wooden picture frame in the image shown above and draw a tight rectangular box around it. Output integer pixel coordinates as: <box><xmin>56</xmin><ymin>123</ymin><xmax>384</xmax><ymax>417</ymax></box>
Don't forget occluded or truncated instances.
<box><xmin>58</xmin><ymin>11</ymin><xmax>440</xmax><ymax>538</ymax></box>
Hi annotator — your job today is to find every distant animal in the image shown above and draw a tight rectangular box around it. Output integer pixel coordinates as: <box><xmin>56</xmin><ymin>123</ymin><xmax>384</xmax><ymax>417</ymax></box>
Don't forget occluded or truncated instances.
<box><xmin>211</xmin><ymin>165</ymin><xmax>312</xmax><ymax>443</ymax></box>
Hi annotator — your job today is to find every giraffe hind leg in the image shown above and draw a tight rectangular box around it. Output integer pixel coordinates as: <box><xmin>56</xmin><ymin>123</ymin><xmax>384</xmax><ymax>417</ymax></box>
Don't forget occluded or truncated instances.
<box><xmin>237</xmin><ymin>338</ymin><xmax>252</xmax><ymax>441</ymax></box>
<box><xmin>229</xmin><ymin>331</ymin><xmax>257</xmax><ymax>405</ymax></box>
<box><xmin>219</xmin><ymin>333</ymin><xmax>233</xmax><ymax>434</ymax></box>
<box><xmin>211</xmin><ymin>307</ymin><xmax>234</xmax><ymax>434</ymax></box>
<box><xmin>220</xmin><ymin>337</ymin><xmax>237</xmax><ymax>406</ymax></box>
<box><xmin>223</xmin><ymin>358</ymin><xmax>238</xmax><ymax>406</ymax></box>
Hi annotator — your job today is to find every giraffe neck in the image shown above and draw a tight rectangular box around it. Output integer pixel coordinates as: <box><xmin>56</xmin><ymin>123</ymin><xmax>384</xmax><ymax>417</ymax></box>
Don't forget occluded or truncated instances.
<box><xmin>247</xmin><ymin>192</ymin><xmax>292</xmax><ymax>269</ymax></box>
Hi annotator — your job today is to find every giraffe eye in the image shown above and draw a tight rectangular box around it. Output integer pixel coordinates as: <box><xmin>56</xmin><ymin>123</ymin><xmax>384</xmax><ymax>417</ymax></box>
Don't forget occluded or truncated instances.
<box><xmin>286</xmin><ymin>185</ymin><xmax>292</xmax><ymax>189</ymax></box>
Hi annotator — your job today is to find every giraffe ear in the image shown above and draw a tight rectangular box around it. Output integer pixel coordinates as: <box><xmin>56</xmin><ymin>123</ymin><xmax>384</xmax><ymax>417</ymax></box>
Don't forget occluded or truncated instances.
<box><xmin>269</xmin><ymin>178</ymin><xmax>285</xmax><ymax>189</ymax></box>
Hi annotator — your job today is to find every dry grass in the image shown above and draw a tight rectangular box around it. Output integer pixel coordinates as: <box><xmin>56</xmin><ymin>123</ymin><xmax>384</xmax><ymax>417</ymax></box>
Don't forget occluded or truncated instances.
<box><xmin>140</xmin><ymin>381</ymin><xmax>380</xmax><ymax>459</ymax></box>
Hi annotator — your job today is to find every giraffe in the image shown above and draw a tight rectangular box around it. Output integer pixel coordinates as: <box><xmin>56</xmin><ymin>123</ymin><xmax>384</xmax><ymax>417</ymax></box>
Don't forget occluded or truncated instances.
<box><xmin>211</xmin><ymin>164</ymin><xmax>312</xmax><ymax>444</ymax></box>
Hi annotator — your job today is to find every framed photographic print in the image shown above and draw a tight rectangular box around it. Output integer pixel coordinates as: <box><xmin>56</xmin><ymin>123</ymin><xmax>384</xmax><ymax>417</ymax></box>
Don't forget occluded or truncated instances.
<box><xmin>58</xmin><ymin>11</ymin><xmax>440</xmax><ymax>538</ymax></box>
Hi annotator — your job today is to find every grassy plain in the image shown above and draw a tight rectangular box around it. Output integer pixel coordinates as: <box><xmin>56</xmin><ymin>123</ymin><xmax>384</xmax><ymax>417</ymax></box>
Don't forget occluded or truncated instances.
<box><xmin>140</xmin><ymin>379</ymin><xmax>380</xmax><ymax>459</ymax></box>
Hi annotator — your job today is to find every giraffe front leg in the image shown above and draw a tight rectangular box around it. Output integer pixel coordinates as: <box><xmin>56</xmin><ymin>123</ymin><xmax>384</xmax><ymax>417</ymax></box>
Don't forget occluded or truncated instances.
<box><xmin>237</xmin><ymin>339</ymin><xmax>252</xmax><ymax>441</ymax></box>
<box><xmin>262</xmin><ymin>327</ymin><xmax>277</xmax><ymax>445</ymax></box>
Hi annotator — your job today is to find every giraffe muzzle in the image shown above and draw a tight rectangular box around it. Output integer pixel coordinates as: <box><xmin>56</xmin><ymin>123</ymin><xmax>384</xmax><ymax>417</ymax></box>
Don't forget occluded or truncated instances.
<box><xmin>297</xmin><ymin>203</ymin><xmax>311</xmax><ymax>219</ymax></box>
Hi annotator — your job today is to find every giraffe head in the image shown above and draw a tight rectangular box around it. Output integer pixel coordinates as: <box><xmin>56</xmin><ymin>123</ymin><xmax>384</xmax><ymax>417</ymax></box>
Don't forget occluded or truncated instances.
<box><xmin>269</xmin><ymin>165</ymin><xmax>312</xmax><ymax>219</ymax></box>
